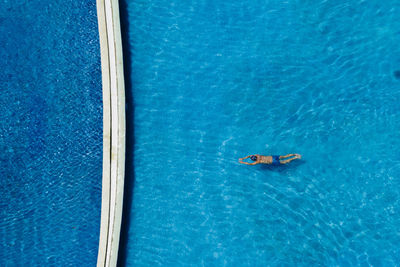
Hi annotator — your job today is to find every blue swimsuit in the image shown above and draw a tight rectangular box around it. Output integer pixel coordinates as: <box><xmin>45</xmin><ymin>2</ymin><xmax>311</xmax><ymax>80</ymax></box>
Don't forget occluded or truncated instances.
<box><xmin>272</xmin><ymin>155</ymin><xmax>281</xmax><ymax>165</ymax></box>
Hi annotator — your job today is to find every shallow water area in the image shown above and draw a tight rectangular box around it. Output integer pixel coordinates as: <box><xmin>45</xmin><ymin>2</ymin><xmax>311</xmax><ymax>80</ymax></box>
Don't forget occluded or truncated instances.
<box><xmin>121</xmin><ymin>0</ymin><xmax>400</xmax><ymax>265</ymax></box>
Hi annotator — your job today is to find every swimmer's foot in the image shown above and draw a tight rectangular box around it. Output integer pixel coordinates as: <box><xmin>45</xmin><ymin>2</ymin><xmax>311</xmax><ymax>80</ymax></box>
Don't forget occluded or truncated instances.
<box><xmin>295</xmin><ymin>154</ymin><xmax>302</xmax><ymax>159</ymax></box>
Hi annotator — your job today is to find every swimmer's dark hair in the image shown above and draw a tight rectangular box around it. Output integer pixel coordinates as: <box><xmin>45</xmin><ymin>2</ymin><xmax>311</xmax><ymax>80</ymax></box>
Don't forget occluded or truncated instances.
<box><xmin>250</xmin><ymin>155</ymin><xmax>257</xmax><ymax>161</ymax></box>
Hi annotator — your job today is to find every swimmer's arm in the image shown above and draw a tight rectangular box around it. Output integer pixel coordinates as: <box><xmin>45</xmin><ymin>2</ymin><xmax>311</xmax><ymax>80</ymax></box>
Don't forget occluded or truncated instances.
<box><xmin>238</xmin><ymin>156</ymin><xmax>250</xmax><ymax>164</ymax></box>
<box><xmin>239</xmin><ymin>161</ymin><xmax>258</xmax><ymax>165</ymax></box>
<box><xmin>239</xmin><ymin>157</ymin><xmax>258</xmax><ymax>165</ymax></box>
<box><xmin>238</xmin><ymin>158</ymin><xmax>247</xmax><ymax>164</ymax></box>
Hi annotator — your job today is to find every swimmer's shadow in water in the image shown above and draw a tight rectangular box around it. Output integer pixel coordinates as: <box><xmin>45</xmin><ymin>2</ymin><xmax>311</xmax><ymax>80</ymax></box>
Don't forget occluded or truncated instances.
<box><xmin>258</xmin><ymin>160</ymin><xmax>305</xmax><ymax>172</ymax></box>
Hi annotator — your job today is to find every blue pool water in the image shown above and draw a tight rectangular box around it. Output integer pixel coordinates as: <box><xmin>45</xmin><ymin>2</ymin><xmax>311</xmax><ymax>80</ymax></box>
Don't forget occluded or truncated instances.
<box><xmin>0</xmin><ymin>0</ymin><xmax>102</xmax><ymax>265</ymax></box>
<box><xmin>120</xmin><ymin>0</ymin><xmax>400</xmax><ymax>265</ymax></box>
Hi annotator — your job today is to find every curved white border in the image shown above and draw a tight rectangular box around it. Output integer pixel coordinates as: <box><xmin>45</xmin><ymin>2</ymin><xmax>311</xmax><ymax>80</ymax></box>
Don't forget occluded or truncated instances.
<box><xmin>96</xmin><ymin>0</ymin><xmax>126</xmax><ymax>266</ymax></box>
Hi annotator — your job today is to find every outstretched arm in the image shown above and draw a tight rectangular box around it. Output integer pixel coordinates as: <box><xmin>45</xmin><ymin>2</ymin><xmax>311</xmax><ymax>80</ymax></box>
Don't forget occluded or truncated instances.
<box><xmin>239</xmin><ymin>155</ymin><xmax>251</xmax><ymax>161</ymax></box>
<box><xmin>239</xmin><ymin>155</ymin><xmax>258</xmax><ymax>165</ymax></box>
<box><xmin>239</xmin><ymin>161</ymin><xmax>258</xmax><ymax>165</ymax></box>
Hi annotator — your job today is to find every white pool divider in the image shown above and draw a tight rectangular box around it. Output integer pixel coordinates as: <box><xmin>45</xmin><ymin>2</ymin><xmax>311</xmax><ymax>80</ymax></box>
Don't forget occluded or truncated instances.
<box><xmin>96</xmin><ymin>0</ymin><xmax>126</xmax><ymax>266</ymax></box>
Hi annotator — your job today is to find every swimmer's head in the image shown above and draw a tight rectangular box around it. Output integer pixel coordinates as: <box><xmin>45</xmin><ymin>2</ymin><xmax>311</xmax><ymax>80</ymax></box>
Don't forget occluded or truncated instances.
<box><xmin>250</xmin><ymin>155</ymin><xmax>257</xmax><ymax>161</ymax></box>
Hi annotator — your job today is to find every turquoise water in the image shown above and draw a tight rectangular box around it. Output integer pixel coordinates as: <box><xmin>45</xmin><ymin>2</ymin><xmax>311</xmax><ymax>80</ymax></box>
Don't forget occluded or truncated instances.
<box><xmin>120</xmin><ymin>0</ymin><xmax>400</xmax><ymax>265</ymax></box>
<box><xmin>0</xmin><ymin>1</ymin><xmax>102</xmax><ymax>265</ymax></box>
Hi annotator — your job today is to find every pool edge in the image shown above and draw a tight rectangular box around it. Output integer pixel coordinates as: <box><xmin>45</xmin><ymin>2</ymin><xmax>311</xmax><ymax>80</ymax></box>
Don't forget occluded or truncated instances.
<box><xmin>96</xmin><ymin>0</ymin><xmax>126</xmax><ymax>266</ymax></box>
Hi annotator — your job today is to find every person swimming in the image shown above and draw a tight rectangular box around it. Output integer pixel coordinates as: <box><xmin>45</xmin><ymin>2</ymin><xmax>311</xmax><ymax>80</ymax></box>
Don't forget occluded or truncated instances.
<box><xmin>239</xmin><ymin>154</ymin><xmax>301</xmax><ymax>165</ymax></box>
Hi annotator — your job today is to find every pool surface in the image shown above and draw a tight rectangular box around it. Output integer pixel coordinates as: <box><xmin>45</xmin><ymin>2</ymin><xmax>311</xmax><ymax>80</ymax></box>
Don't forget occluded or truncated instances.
<box><xmin>119</xmin><ymin>0</ymin><xmax>400</xmax><ymax>265</ymax></box>
<box><xmin>0</xmin><ymin>0</ymin><xmax>102</xmax><ymax>265</ymax></box>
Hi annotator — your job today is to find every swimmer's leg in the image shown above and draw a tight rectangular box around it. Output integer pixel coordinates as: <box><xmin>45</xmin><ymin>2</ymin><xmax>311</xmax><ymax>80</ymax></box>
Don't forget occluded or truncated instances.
<box><xmin>280</xmin><ymin>154</ymin><xmax>301</xmax><ymax>164</ymax></box>
<box><xmin>279</xmin><ymin>154</ymin><xmax>296</xmax><ymax>159</ymax></box>
<box><xmin>280</xmin><ymin>158</ymin><xmax>295</xmax><ymax>164</ymax></box>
